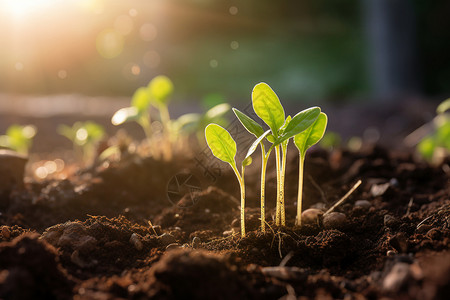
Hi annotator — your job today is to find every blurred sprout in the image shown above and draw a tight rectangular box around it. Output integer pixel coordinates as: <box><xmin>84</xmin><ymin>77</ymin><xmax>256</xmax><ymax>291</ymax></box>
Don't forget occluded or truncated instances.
<box><xmin>0</xmin><ymin>124</ymin><xmax>37</xmax><ymax>155</ymax></box>
<box><xmin>319</xmin><ymin>131</ymin><xmax>341</xmax><ymax>150</ymax></box>
<box><xmin>417</xmin><ymin>99</ymin><xmax>450</xmax><ymax>164</ymax></box>
<box><xmin>58</xmin><ymin>121</ymin><xmax>105</xmax><ymax>166</ymax></box>
<box><xmin>174</xmin><ymin>103</ymin><xmax>230</xmax><ymax>143</ymax></box>
<box><xmin>148</xmin><ymin>75</ymin><xmax>173</xmax><ymax>106</ymax></box>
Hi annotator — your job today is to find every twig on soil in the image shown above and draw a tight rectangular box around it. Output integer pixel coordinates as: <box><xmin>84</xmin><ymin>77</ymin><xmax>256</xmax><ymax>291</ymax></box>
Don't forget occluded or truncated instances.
<box><xmin>308</xmin><ymin>175</ymin><xmax>327</xmax><ymax>203</ymax></box>
<box><xmin>405</xmin><ymin>198</ymin><xmax>414</xmax><ymax>216</ymax></box>
<box><xmin>279</xmin><ymin>251</ymin><xmax>294</xmax><ymax>267</ymax></box>
<box><xmin>147</xmin><ymin>220</ymin><xmax>158</xmax><ymax>236</ymax></box>
<box><xmin>323</xmin><ymin>179</ymin><xmax>362</xmax><ymax>216</ymax></box>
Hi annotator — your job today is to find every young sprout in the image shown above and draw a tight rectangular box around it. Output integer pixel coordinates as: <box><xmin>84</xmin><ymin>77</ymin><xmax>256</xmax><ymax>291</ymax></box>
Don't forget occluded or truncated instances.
<box><xmin>58</xmin><ymin>121</ymin><xmax>105</xmax><ymax>166</ymax></box>
<box><xmin>0</xmin><ymin>125</ymin><xmax>37</xmax><ymax>155</ymax></box>
<box><xmin>251</xmin><ymin>83</ymin><xmax>321</xmax><ymax>226</ymax></box>
<box><xmin>293</xmin><ymin>112</ymin><xmax>328</xmax><ymax>226</ymax></box>
<box><xmin>112</xmin><ymin>87</ymin><xmax>152</xmax><ymax>139</ymax></box>
<box><xmin>205</xmin><ymin>124</ymin><xmax>262</xmax><ymax>237</ymax></box>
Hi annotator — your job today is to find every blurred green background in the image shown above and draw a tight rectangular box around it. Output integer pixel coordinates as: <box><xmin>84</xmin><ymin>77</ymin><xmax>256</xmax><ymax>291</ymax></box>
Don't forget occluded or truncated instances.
<box><xmin>0</xmin><ymin>0</ymin><xmax>449</xmax><ymax>102</ymax></box>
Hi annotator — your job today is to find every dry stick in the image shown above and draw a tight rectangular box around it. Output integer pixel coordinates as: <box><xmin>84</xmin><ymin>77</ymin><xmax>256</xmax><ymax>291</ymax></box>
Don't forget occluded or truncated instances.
<box><xmin>323</xmin><ymin>180</ymin><xmax>362</xmax><ymax>216</ymax></box>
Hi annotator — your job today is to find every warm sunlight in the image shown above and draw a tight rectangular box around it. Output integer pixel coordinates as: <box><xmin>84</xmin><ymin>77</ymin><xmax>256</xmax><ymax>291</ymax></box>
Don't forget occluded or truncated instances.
<box><xmin>1</xmin><ymin>0</ymin><xmax>58</xmax><ymax>18</ymax></box>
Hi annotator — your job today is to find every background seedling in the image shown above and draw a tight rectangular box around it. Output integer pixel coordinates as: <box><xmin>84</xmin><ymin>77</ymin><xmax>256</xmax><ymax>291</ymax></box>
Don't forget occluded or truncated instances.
<box><xmin>58</xmin><ymin>121</ymin><xmax>105</xmax><ymax>166</ymax></box>
<box><xmin>205</xmin><ymin>123</ymin><xmax>253</xmax><ymax>237</ymax></box>
<box><xmin>0</xmin><ymin>125</ymin><xmax>37</xmax><ymax>155</ymax></box>
<box><xmin>294</xmin><ymin>112</ymin><xmax>328</xmax><ymax>226</ymax></box>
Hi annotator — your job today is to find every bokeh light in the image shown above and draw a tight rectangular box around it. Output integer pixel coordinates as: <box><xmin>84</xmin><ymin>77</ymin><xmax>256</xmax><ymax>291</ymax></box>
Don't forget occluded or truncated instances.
<box><xmin>96</xmin><ymin>29</ymin><xmax>124</xmax><ymax>59</ymax></box>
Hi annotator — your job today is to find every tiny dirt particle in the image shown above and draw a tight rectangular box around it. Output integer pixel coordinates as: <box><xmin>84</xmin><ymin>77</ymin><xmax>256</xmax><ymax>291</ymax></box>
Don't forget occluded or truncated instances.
<box><xmin>192</xmin><ymin>236</ymin><xmax>201</xmax><ymax>248</ymax></box>
<box><xmin>129</xmin><ymin>233</ymin><xmax>143</xmax><ymax>251</ymax></box>
<box><xmin>1</xmin><ymin>226</ymin><xmax>11</xmax><ymax>239</ymax></box>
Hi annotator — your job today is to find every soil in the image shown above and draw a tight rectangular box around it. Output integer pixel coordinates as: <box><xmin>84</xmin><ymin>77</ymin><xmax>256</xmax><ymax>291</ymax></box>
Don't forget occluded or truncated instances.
<box><xmin>0</xmin><ymin>142</ymin><xmax>449</xmax><ymax>299</ymax></box>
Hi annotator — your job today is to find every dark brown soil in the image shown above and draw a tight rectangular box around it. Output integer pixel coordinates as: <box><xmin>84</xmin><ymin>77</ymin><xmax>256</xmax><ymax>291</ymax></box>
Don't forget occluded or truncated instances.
<box><xmin>0</xmin><ymin>145</ymin><xmax>449</xmax><ymax>299</ymax></box>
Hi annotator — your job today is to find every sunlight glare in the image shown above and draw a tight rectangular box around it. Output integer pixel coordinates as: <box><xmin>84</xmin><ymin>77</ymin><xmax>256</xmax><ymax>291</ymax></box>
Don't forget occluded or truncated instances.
<box><xmin>1</xmin><ymin>0</ymin><xmax>57</xmax><ymax>18</ymax></box>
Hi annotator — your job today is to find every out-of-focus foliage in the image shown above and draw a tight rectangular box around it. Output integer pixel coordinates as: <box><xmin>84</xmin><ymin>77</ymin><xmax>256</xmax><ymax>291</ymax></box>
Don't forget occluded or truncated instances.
<box><xmin>0</xmin><ymin>125</ymin><xmax>37</xmax><ymax>155</ymax></box>
<box><xmin>58</xmin><ymin>121</ymin><xmax>105</xmax><ymax>165</ymax></box>
<box><xmin>417</xmin><ymin>99</ymin><xmax>450</xmax><ymax>163</ymax></box>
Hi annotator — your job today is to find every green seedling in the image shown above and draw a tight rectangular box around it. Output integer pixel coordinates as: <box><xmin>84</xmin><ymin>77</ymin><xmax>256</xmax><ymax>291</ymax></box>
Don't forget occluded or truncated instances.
<box><xmin>251</xmin><ymin>83</ymin><xmax>321</xmax><ymax>226</ymax></box>
<box><xmin>205</xmin><ymin>123</ymin><xmax>260</xmax><ymax>237</ymax></box>
<box><xmin>175</xmin><ymin>103</ymin><xmax>230</xmax><ymax>144</ymax></box>
<box><xmin>112</xmin><ymin>87</ymin><xmax>152</xmax><ymax>139</ymax></box>
<box><xmin>58</xmin><ymin>121</ymin><xmax>105</xmax><ymax>166</ymax></box>
<box><xmin>417</xmin><ymin>99</ymin><xmax>450</xmax><ymax>163</ymax></box>
<box><xmin>0</xmin><ymin>124</ymin><xmax>37</xmax><ymax>155</ymax></box>
<box><xmin>294</xmin><ymin>112</ymin><xmax>328</xmax><ymax>226</ymax></box>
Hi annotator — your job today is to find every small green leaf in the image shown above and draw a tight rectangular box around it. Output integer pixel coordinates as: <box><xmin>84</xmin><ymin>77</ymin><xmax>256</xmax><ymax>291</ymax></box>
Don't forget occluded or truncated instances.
<box><xmin>148</xmin><ymin>75</ymin><xmax>174</xmax><ymax>105</ymax></box>
<box><xmin>232</xmin><ymin>108</ymin><xmax>265</xmax><ymax>137</ymax></box>
<box><xmin>242</xmin><ymin>156</ymin><xmax>252</xmax><ymax>167</ymax></box>
<box><xmin>206</xmin><ymin>103</ymin><xmax>230</xmax><ymax>120</ymax></box>
<box><xmin>276</xmin><ymin>107</ymin><xmax>321</xmax><ymax>145</ymax></box>
<box><xmin>294</xmin><ymin>112</ymin><xmax>328</xmax><ymax>157</ymax></box>
<box><xmin>205</xmin><ymin>124</ymin><xmax>237</xmax><ymax>166</ymax></box>
<box><xmin>244</xmin><ymin>130</ymin><xmax>271</xmax><ymax>161</ymax></box>
<box><xmin>437</xmin><ymin>98</ymin><xmax>450</xmax><ymax>114</ymax></box>
<box><xmin>111</xmin><ymin>107</ymin><xmax>140</xmax><ymax>125</ymax></box>
<box><xmin>252</xmin><ymin>83</ymin><xmax>285</xmax><ymax>136</ymax></box>
<box><xmin>131</xmin><ymin>87</ymin><xmax>151</xmax><ymax>112</ymax></box>
<box><xmin>417</xmin><ymin>136</ymin><xmax>435</xmax><ymax>161</ymax></box>
<box><xmin>280</xmin><ymin>115</ymin><xmax>291</xmax><ymax>134</ymax></box>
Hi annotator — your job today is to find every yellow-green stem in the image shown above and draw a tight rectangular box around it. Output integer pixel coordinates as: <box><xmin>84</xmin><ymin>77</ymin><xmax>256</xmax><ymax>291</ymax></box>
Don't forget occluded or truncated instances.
<box><xmin>159</xmin><ymin>105</ymin><xmax>172</xmax><ymax>160</ymax></box>
<box><xmin>296</xmin><ymin>154</ymin><xmax>305</xmax><ymax>226</ymax></box>
<box><xmin>280</xmin><ymin>143</ymin><xmax>288</xmax><ymax>226</ymax></box>
<box><xmin>138</xmin><ymin>114</ymin><xmax>153</xmax><ymax>141</ymax></box>
<box><xmin>232</xmin><ymin>164</ymin><xmax>245</xmax><ymax>237</ymax></box>
<box><xmin>260</xmin><ymin>145</ymin><xmax>268</xmax><ymax>233</ymax></box>
<box><xmin>275</xmin><ymin>145</ymin><xmax>282</xmax><ymax>226</ymax></box>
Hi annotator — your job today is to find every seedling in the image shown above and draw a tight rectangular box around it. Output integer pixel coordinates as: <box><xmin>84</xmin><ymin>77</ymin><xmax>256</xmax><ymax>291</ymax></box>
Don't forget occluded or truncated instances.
<box><xmin>175</xmin><ymin>103</ymin><xmax>230</xmax><ymax>144</ymax></box>
<box><xmin>205</xmin><ymin>124</ymin><xmax>259</xmax><ymax>237</ymax></box>
<box><xmin>58</xmin><ymin>121</ymin><xmax>105</xmax><ymax>166</ymax></box>
<box><xmin>112</xmin><ymin>87</ymin><xmax>152</xmax><ymax>139</ymax></box>
<box><xmin>294</xmin><ymin>112</ymin><xmax>328</xmax><ymax>226</ymax></box>
<box><xmin>0</xmin><ymin>125</ymin><xmax>37</xmax><ymax>155</ymax></box>
<box><xmin>251</xmin><ymin>83</ymin><xmax>321</xmax><ymax>226</ymax></box>
<box><xmin>233</xmin><ymin>83</ymin><xmax>321</xmax><ymax>228</ymax></box>
<box><xmin>416</xmin><ymin>99</ymin><xmax>450</xmax><ymax>163</ymax></box>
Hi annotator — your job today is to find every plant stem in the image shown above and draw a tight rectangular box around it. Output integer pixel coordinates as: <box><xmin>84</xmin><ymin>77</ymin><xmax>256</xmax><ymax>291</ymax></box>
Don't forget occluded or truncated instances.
<box><xmin>275</xmin><ymin>145</ymin><xmax>282</xmax><ymax>226</ymax></box>
<box><xmin>159</xmin><ymin>104</ymin><xmax>172</xmax><ymax>160</ymax></box>
<box><xmin>232</xmin><ymin>164</ymin><xmax>245</xmax><ymax>237</ymax></box>
<box><xmin>260</xmin><ymin>144</ymin><xmax>268</xmax><ymax>233</ymax></box>
<box><xmin>280</xmin><ymin>142</ymin><xmax>288</xmax><ymax>226</ymax></box>
<box><xmin>296</xmin><ymin>154</ymin><xmax>305</xmax><ymax>226</ymax></box>
<box><xmin>139</xmin><ymin>114</ymin><xmax>153</xmax><ymax>141</ymax></box>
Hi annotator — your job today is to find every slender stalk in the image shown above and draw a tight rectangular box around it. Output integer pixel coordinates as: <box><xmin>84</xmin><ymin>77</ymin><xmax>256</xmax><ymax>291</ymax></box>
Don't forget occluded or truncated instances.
<box><xmin>275</xmin><ymin>145</ymin><xmax>282</xmax><ymax>226</ymax></box>
<box><xmin>138</xmin><ymin>114</ymin><xmax>153</xmax><ymax>141</ymax></box>
<box><xmin>280</xmin><ymin>142</ymin><xmax>288</xmax><ymax>226</ymax></box>
<box><xmin>260</xmin><ymin>144</ymin><xmax>268</xmax><ymax>232</ymax></box>
<box><xmin>159</xmin><ymin>104</ymin><xmax>172</xmax><ymax>160</ymax></box>
<box><xmin>232</xmin><ymin>165</ymin><xmax>245</xmax><ymax>237</ymax></box>
<box><xmin>296</xmin><ymin>154</ymin><xmax>305</xmax><ymax>226</ymax></box>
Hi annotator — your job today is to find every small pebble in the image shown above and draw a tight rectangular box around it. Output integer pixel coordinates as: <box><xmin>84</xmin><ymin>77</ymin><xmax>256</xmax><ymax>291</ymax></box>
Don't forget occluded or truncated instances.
<box><xmin>354</xmin><ymin>200</ymin><xmax>371</xmax><ymax>210</ymax></box>
<box><xmin>204</xmin><ymin>208</ymin><xmax>211</xmax><ymax>214</ymax></box>
<box><xmin>223</xmin><ymin>230</ymin><xmax>233</xmax><ymax>236</ymax></box>
<box><xmin>165</xmin><ymin>243</ymin><xmax>181</xmax><ymax>251</ymax></box>
<box><xmin>301</xmin><ymin>208</ymin><xmax>323</xmax><ymax>225</ymax></box>
<box><xmin>129</xmin><ymin>233</ymin><xmax>143</xmax><ymax>251</ymax></box>
<box><xmin>192</xmin><ymin>236</ymin><xmax>201</xmax><ymax>248</ymax></box>
<box><xmin>323</xmin><ymin>212</ymin><xmax>347</xmax><ymax>229</ymax></box>
<box><xmin>159</xmin><ymin>233</ymin><xmax>177</xmax><ymax>246</ymax></box>
<box><xmin>1</xmin><ymin>226</ymin><xmax>11</xmax><ymax>239</ymax></box>
<box><xmin>387</xmin><ymin>250</ymin><xmax>397</xmax><ymax>256</ymax></box>
<box><xmin>370</xmin><ymin>182</ymin><xmax>390</xmax><ymax>197</ymax></box>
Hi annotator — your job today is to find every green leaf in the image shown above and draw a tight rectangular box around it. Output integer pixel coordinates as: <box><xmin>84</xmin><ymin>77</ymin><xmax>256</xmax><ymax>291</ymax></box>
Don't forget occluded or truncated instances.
<box><xmin>252</xmin><ymin>83</ymin><xmax>285</xmax><ymax>136</ymax></box>
<box><xmin>276</xmin><ymin>107</ymin><xmax>321</xmax><ymax>145</ymax></box>
<box><xmin>242</xmin><ymin>156</ymin><xmax>252</xmax><ymax>167</ymax></box>
<box><xmin>437</xmin><ymin>98</ymin><xmax>450</xmax><ymax>114</ymax></box>
<box><xmin>244</xmin><ymin>130</ymin><xmax>271</xmax><ymax>161</ymax></box>
<box><xmin>148</xmin><ymin>75</ymin><xmax>174</xmax><ymax>105</ymax></box>
<box><xmin>417</xmin><ymin>136</ymin><xmax>435</xmax><ymax>161</ymax></box>
<box><xmin>131</xmin><ymin>87</ymin><xmax>151</xmax><ymax>112</ymax></box>
<box><xmin>294</xmin><ymin>112</ymin><xmax>328</xmax><ymax>157</ymax></box>
<box><xmin>205</xmin><ymin>124</ymin><xmax>237</xmax><ymax>166</ymax></box>
<box><xmin>280</xmin><ymin>115</ymin><xmax>291</xmax><ymax>134</ymax></box>
<box><xmin>111</xmin><ymin>107</ymin><xmax>140</xmax><ymax>125</ymax></box>
<box><xmin>206</xmin><ymin>103</ymin><xmax>230</xmax><ymax>120</ymax></box>
<box><xmin>232</xmin><ymin>108</ymin><xmax>265</xmax><ymax>137</ymax></box>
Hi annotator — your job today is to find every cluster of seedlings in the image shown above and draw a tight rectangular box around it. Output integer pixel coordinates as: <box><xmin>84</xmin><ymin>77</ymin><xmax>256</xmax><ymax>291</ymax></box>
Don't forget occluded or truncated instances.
<box><xmin>205</xmin><ymin>83</ymin><xmax>328</xmax><ymax>237</ymax></box>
